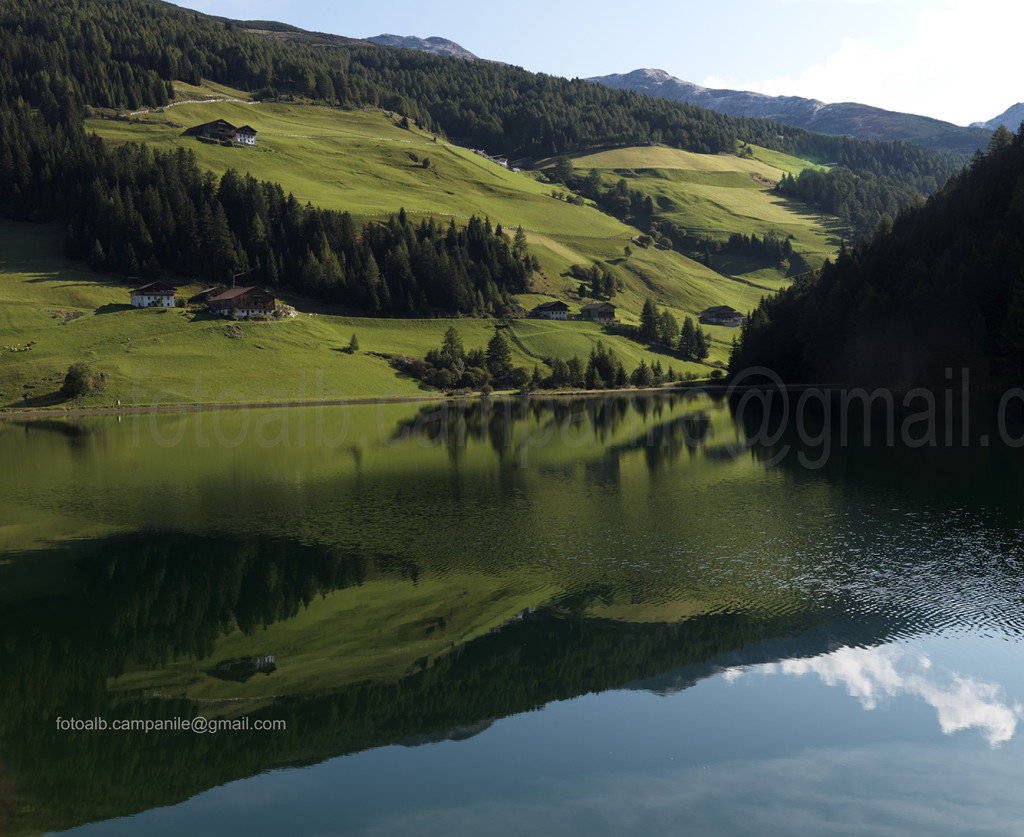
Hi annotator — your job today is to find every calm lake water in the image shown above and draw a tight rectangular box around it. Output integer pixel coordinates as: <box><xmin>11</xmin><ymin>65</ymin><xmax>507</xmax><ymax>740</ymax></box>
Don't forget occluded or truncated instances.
<box><xmin>2</xmin><ymin>392</ymin><xmax>1024</xmax><ymax>835</ymax></box>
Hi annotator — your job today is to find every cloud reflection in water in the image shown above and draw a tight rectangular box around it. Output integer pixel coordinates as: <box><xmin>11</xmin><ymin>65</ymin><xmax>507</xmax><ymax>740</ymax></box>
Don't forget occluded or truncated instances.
<box><xmin>729</xmin><ymin>645</ymin><xmax>1023</xmax><ymax>747</ymax></box>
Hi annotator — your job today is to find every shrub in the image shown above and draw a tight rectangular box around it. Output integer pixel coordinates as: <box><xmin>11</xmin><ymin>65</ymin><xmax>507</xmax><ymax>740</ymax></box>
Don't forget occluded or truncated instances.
<box><xmin>61</xmin><ymin>362</ymin><xmax>104</xmax><ymax>398</ymax></box>
<box><xmin>510</xmin><ymin>366</ymin><xmax>531</xmax><ymax>388</ymax></box>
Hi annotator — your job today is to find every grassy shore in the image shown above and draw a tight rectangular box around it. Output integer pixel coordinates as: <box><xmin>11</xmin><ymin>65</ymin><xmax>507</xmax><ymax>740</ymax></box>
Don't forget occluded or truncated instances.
<box><xmin>0</xmin><ymin>222</ymin><xmax>733</xmax><ymax>411</ymax></box>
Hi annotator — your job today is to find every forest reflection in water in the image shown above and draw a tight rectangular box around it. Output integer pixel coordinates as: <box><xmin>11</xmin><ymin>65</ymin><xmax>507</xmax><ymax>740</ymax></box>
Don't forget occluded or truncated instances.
<box><xmin>3</xmin><ymin>391</ymin><xmax>1024</xmax><ymax>835</ymax></box>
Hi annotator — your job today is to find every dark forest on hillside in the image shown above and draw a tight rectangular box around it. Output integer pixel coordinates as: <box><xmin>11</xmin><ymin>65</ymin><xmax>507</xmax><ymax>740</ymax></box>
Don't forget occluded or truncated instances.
<box><xmin>730</xmin><ymin>127</ymin><xmax>1024</xmax><ymax>387</ymax></box>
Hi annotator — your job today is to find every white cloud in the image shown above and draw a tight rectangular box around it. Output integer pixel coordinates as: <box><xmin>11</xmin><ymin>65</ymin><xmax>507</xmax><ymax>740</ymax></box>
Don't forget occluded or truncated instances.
<box><xmin>770</xmin><ymin>645</ymin><xmax>1023</xmax><ymax>747</ymax></box>
<box><xmin>707</xmin><ymin>0</ymin><xmax>1023</xmax><ymax>125</ymax></box>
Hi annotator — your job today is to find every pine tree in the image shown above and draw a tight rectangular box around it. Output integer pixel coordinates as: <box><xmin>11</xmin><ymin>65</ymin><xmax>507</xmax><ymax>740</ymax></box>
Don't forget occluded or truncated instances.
<box><xmin>612</xmin><ymin>363</ymin><xmax>626</xmax><ymax>388</ymax></box>
<box><xmin>658</xmin><ymin>310</ymin><xmax>679</xmax><ymax>347</ymax></box>
<box><xmin>513</xmin><ymin>226</ymin><xmax>528</xmax><ymax>260</ymax></box>
<box><xmin>631</xmin><ymin>360</ymin><xmax>653</xmax><ymax>388</ymax></box>
<box><xmin>567</xmin><ymin>355</ymin><xmax>585</xmax><ymax>388</ymax></box>
<box><xmin>679</xmin><ymin>317</ymin><xmax>697</xmax><ymax>358</ymax></box>
<box><xmin>639</xmin><ymin>298</ymin><xmax>659</xmax><ymax>343</ymax></box>
<box><xmin>694</xmin><ymin>327</ymin><xmax>710</xmax><ymax>361</ymax></box>
<box><xmin>549</xmin><ymin>357</ymin><xmax>569</xmax><ymax>387</ymax></box>
<box><xmin>441</xmin><ymin>325</ymin><xmax>465</xmax><ymax>364</ymax></box>
<box><xmin>485</xmin><ymin>329</ymin><xmax>512</xmax><ymax>378</ymax></box>
<box><xmin>88</xmin><ymin>238</ymin><xmax>106</xmax><ymax>271</ymax></box>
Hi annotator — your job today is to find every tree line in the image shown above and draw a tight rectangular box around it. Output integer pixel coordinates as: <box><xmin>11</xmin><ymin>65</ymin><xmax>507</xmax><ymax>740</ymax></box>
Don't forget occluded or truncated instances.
<box><xmin>399</xmin><ymin>322</ymin><xmax>718</xmax><ymax>395</ymax></box>
<box><xmin>776</xmin><ymin>166</ymin><xmax>922</xmax><ymax>239</ymax></box>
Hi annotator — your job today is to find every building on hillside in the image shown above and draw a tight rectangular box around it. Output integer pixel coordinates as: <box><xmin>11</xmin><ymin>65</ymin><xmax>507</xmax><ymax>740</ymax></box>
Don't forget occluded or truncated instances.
<box><xmin>530</xmin><ymin>300</ymin><xmax>571</xmax><ymax>320</ymax></box>
<box><xmin>207</xmin><ymin>286</ymin><xmax>276</xmax><ymax>318</ymax></box>
<box><xmin>191</xmin><ymin>119</ymin><xmax>257</xmax><ymax>146</ymax></box>
<box><xmin>579</xmin><ymin>302</ymin><xmax>616</xmax><ymax>323</ymax></box>
<box><xmin>700</xmin><ymin>305</ymin><xmax>745</xmax><ymax>325</ymax></box>
<box><xmin>130</xmin><ymin>281</ymin><xmax>176</xmax><ymax>308</ymax></box>
<box><xmin>234</xmin><ymin>125</ymin><xmax>257</xmax><ymax>146</ymax></box>
<box><xmin>192</xmin><ymin>285</ymin><xmax>228</xmax><ymax>303</ymax></box>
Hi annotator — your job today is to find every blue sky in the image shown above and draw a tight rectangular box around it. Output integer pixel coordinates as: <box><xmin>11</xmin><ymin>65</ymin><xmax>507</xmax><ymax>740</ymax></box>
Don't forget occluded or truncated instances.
<box><xmin>171</xmin><ymin>0</ymin><xmax>1020</xmax><ymax>126</ymax></box>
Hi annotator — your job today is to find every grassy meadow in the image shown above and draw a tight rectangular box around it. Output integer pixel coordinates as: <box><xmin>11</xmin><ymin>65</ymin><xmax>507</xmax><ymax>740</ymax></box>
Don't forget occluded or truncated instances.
<box><xmin>0</xmin><ymin>222</ymin><xmax>727</xmax><ymax>409</ymax></box>
<box><xmin>90</xmin><ymin>82</ymin><xmax>839</xmax><ymax>304</ymax></box>
<box><xmin>566</xmin><ymin>143</ymin><xmax>843</xmax><ymax>291</ymax></box>
<box><xmin>0</xmin><ymin>81</ymin><xmax>842</xmax><ymax>408</ymax></box>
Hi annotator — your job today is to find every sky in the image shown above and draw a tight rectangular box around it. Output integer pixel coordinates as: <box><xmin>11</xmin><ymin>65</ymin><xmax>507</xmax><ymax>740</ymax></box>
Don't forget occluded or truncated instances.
<box><xmin>170</xmin><ymin>0</ymin><xmax>1021</xmax><ymax>126</ymax></box>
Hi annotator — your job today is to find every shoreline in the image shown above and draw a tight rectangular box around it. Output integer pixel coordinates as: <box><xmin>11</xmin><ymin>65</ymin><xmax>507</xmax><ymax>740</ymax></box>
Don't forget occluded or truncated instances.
<box><xmin>10</xmin><ymin>378</ymin><xmax>1018</xmax><ymax>422</ymax></box>
<box><xmin>0</xmin><ymin>384</ymin><xmax>731</xmax><ymax>420</ymax></box>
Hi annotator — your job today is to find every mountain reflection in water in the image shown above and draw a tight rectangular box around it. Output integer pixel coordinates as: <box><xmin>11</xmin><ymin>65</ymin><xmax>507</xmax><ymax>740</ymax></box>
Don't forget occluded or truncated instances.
<box><xmin>2</xmin><ymin>392</ymin><xmax>1024</xmax><ymax>835</ymax></box>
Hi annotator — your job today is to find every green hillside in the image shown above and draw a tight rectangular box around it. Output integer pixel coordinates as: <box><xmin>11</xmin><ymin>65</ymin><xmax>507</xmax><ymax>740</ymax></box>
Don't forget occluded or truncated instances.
<box><xmin>88</xmin><ymin>85</ymin><xmax>840</xmax><ymax>307</ymax></box>
<box><xmin>0</xmin><ymin>0</ymin><xmax>961</xmax><ymax>357</ymax></box>
<box><xmin>0</xmin><ymin>82</ymin><xmax>850</xmax><ymax>409</ymax></box>
<box><xmin>0</xmin><ymin>222</ymin><xmax>731</xmax><ymax>409</ymax></box>
<box><xmin>563</xmin><ymin>143</ymin><xmax>841</xmax><ymax>290</ymax></box>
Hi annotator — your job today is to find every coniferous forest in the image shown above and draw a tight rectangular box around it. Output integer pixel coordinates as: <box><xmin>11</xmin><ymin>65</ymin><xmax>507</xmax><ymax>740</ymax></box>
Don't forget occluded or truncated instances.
<box><xmin>0</xmin><ymin>0</ymin><xmax>968</xmax><ymax>176</ymax></box>
<box><xmin>730</xmin><ymin>127</ymin><xmax>1024</xmax><ymax>388</ymax></box>
<box><xmin>0</xmin><ymin>101</ymin><xmax>533</xmax><ymax>315</ymax></box>
<box><xmin>0</xmin><ymin>0</ymin><xmax>973</xmax><ymax>319</ymax></box>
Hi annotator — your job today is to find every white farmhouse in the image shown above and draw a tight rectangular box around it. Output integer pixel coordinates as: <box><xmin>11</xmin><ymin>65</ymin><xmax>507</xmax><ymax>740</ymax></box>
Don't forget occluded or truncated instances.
<box><xmin>130</xmin><ymin>281</ymin><xmax>176</xmax><ymax>308</ymax></box>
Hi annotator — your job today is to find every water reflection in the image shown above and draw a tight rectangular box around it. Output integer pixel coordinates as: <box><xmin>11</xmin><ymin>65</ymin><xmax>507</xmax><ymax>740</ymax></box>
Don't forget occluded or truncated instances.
<box><xmin>388</xmin><ymin>392</ymin><xmax>726</xmax><ymax>470</ymax></box>
<box><xmin>0</xmin><ymin>529</ymin><xmax>844</xmax><ymax>834</ymax></box>
<box><xmin>5</xmin><ymin>394</ymin><xmax>1024</xmax><ymax>834</ymax></box>
<box><xmin>730</xmin><ymin>645</ymin><xmax>1024</xmax><ymax>747</ymax></box>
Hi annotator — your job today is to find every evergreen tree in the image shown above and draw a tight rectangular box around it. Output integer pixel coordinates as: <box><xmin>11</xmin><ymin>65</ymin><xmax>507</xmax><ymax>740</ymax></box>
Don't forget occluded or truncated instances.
<box><xmin>639</xmin><ymin>298</ymin><xmax>659</xmax><ymax>343</ymax></box>
<box><xmin>679</xmin><ymin>317</ymin><xmax>697</xmax><ymax>358</ymax></box>
<box><xmin>694</xmin><ymin>328</ymin><xmax>710</xmax><ymax>361</ymax></box>
<box><xmin>549</xmin><ymin>357</ymin><xmax>570</xmax><ymax>387</ymax></box>
<box><xmin>652</xmin><ymin>359</ymin><xmax>663</xmax><ymax>385</ymax></box>
<box><xmin>614</xmin><ymin>362</ymin><xmax>628</xmax><ymax>388</ymax></box>
<box><xmin>658</xmin><ymin>310</ymin><xmax>679</xmax><ymax>347</ymax></box>
<box><xmin>630</xmin><ymin>360</ymin><xmax>654</xmax><ymax>388</ymax></box>
<box><xmin>566</xmin><ymin>355</ymin><xmax>585</xmax><ymax>388</ymax></box>
<box><xmin>441</xmin><ymin>325</ymin><xmax>465</xmax><ymax>365</ymax></box>
<box><xmin>485</xmin><ymin>329</ymin><xmax>512</xmax><ymax>378</ymax></box>
<box><xmin>512</xmin><ymin>226</ymin><xmax>528</xmax><ymax>260</ymax></box>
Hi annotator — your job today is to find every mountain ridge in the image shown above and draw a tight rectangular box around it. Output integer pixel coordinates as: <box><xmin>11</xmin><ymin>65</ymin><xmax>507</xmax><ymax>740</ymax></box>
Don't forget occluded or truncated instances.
<box><xmin>972</xmin><ymin>102</ymin><xmax>1024</xmax><ymax>132</ymax></box>
<box><xmin>365</xmin><ymin>34</ymin><xmax>478</xmax><ymax>60</ymax></box>
<box><xmin>589</xmin><ymin>68</ymin><xmax>992</xmax><ymax>156</ymax></box>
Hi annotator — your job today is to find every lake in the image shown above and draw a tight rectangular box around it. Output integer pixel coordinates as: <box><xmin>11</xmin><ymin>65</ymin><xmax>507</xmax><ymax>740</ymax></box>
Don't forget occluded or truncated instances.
<box><xmin>2</xmin><ymin>391</ymin><xmax>1024</xmax><ymax>835</ymax></box>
